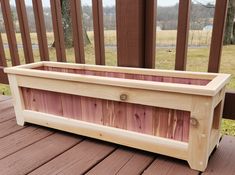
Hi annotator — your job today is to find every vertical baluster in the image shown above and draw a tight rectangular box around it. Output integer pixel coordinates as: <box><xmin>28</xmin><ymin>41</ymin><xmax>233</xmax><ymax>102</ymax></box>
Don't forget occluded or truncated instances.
<box><xmin>50</xmin><ymin>0</ymin><xmax>66</xmax><ymax>62</ymax></box>
<box><xmin>175</xmin><ymin>0</ymin><xmax>191</xmax><ymax>71</ymax></box>
<box><xmin>32</xmin><ymin>0</ymin><xmax>49</xmax><ymax>61</ymax></box>
<box><xmin>70</xmin><ymin>0</ymin><xmax>85</xmax><ymax>63</ymax></box>
<box><xmin>92</xmin><ymin>0</ymin><xmax>105</xmax><ymax>65</ymax></box>
<box><xmin>208</xmin><ymin>0</ymin><xmax>228</xmax><ymax>73</ymax></box>
<box><xmin>1</xmin><ymin>0</ymin><xmax>20</xmax><ymax>66</ymax></box>
<box><xmin>16</xmin><ymin>0</ymin><xmax>34</xmax><ymax>63</ymax></box>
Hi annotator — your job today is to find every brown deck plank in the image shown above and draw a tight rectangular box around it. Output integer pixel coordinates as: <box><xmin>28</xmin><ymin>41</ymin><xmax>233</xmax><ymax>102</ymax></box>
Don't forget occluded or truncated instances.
<box><xmin>29</xmin><ymin>139</ymin><xmax>116</xmax><ymax>175</ymax></box>
<box><xmin>0</xmin><ymin>95</ymin><xmax>11</xmax><ymax>102</ymax></box>
<box><xmin>0</xmin><ymin>107</ymin><xmax>15</xmax><ymax>123</ymax></box>
<box><xmin>202</xmin><ymin>136</ymin><xmax>235</xmax><ymax>175</ymax></box>
<box><xmin>0</xmin><ymin>98</ymin><xmax>13</xmax><ymax>111</ymax></box>
<box><xmin>86</xmin><ymin>147</ymin><xmax>155</xmax><ymax>175</ymax></box>
<box><xmin>0</xmin><ymin>126</ymin><xmax>53</xmax><ymax>160</ymax></box>
<box><xmin>0</xmin><ymin>132</ymin><xmax>83</xmax><ymax>175</ymax></box>
<box><xmin>142</xmin><ymin>156</ymin><xmax>199</xmax><ymax>175</ymax></box>
<box><xmin>0</xmin><ymin>119</ymin><xmax>25</xmax><ymax>138</ymax></box>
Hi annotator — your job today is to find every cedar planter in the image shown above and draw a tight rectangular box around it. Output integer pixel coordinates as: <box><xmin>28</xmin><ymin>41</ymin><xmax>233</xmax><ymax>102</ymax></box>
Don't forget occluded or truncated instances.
<box><xmin>4</xmin><ymin>61</ymin><xmax>230</xmax><ymax>171</ymax></box>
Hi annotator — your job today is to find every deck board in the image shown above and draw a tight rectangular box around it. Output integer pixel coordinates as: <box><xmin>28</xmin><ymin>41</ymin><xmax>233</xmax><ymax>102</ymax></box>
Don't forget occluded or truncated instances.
<box><xmin>0</xmin><ymin>95</ymin><xmax>234</xmax><ymax>174</ymax></box>
<box><xmin>29</xmin><ymin>139</ymin><xmax>117</xmax><ymax>175</ymax></box>
<box><xmin>202</xmin><ymin>136</ymin><xmax>235</xmax><ymax>175</ymax></box>
<box><xmin>86</xmin><ymin>148</ymin><xmax>155</xmax><ymax>175</ymax></box>
<box><xmin>142</xmin><ymin>157</ymin><xmax>198</xmax><ymax>175</ymax></box>
<box><xmin>0</xmin><ymin>133</ymin><xmax>83</xmax><ymax>175</ymax></box>
<box><xmin>0</xmin><ymin>106</ymin><xmax>15</xmax><ymax>123</ymax></box>
<box><xmin>0</xmin><ymin>126</ymin><xmax>53</xmax><ymax>159</ymax></box>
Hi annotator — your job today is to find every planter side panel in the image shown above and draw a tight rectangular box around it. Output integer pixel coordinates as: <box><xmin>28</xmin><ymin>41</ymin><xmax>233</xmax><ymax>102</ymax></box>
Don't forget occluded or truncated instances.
<box><xmin>21</xmin><ymin>87</ymin><xmax>190</xmax><ymax>142</ymax></box>
<box><xmin>35</xmin><ymin>66</ymin><xmax>210</xmax><ymax>86</ymax></box>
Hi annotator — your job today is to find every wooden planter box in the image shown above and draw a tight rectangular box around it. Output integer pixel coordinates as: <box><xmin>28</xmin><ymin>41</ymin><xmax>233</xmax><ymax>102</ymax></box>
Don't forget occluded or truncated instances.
<box><xmin>4</xmin><ymin>61</ymin><xmax>230</xmax><ymax>171</ymax></box>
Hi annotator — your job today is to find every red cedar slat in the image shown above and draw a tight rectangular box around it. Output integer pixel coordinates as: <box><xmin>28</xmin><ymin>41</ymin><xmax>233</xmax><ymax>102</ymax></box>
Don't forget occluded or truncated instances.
<box><xmin>1</xmin><ymin>0</ymin><xmax>20</xmax><ymax>66</ymax></box>
<box><xmin>175</xmin><ymin>0</ymin><xmax>191</xmax><ymax>71</ymax></box>
<box><xmin>208</xmin><ymin>0</ymin><xmax>228</xmax><ymax>73</ymax></box>
<box><xmin>32</xmin><ymin>0</ymin><xmax>49</xmax><ymax>61</ymax></box>
<box><xmin>144</xmin><ymin>0</ymin><xmax>157</xmax><ymax>68</ymax></box>
<box><xmin>50</xmin><ymin>0</ymin><xmax>66</xmax><ymax>62</ymax></box>
<box><xmin>92</xmin><ymin>0</ymin><xmax>105</xmax><ymax>65</ymax></box>
<box><xmin>15</xmin><ymin>0</ymin><xmax>34</xmax><ymax>63</ymax></box>
<box><xmin>70</xmin><ymin>0</ymin><xmax>85</xmax><ymax>63</ymax></box>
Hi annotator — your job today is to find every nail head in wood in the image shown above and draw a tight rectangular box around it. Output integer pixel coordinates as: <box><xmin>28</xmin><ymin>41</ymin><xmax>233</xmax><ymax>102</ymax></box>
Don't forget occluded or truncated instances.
<box><xmin>120</xmin><ymin>94</ymin><xmax>128</xmax><ymax>101</ymax></box>
<box><xmin>190</xmin><ymin>117</ymin><xmax>199</xmax><ymax>127</ymax></box>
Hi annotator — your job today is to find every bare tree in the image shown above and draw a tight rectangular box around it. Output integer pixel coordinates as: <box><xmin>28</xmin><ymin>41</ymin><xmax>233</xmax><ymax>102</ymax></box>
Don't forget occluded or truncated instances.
<box><xmin>58</xmin><ymin>0</ymin><xmax>90</xmax><ymax>48</ymax></box>
<box><xmin>224</xmin><ymin>0</ymin><xmax>235</xmax><ymax>45</ymax></box>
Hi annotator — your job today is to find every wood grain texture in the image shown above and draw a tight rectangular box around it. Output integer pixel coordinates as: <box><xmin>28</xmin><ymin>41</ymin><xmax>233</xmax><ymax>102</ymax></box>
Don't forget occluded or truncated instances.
<box><xmin>175</xmin><ymin>0</ymin><xmax>191</xmax><ymax>71</ymax></box>
<box><xmin>21</xmin><ymin>87</ymin><xmax>190</xmax><ymax>142</ymax></box>
<box><xmin>86</xmin><ymin>147</ymin><xmax>155</xmax><ymax>175</ymax></box>
<box><xmin>0</xmin><ymin>119</ymin><xmax>24</xmax><ymax>138</ymax></box>
<box><xmin>92</xmin><ymin>0</ymin><xmax>105</xmax><ymax>65</ymax></box>
<box><xmin>142</xmin><ymin>157</ymin><xmax>199</xmax><ymax>175</ymax></box>
<box><xmin>208</xmin><ymin>0</ymin><xmax>228</xmax><ymax>73</ymax></box>
<box><xmin>15</xmin><ymin>0</ymin><xmax>34</xmax><ymax>63</ymax></box>
<box><xmin>32</xmin><ymin>0</ymin><xmax>49</xmax><ymax>61</ymax></box>
<box><xmin>0</xmin><ymin>126</ymin><xmax>53</xmax><ymax>159</ymax></box>
<box><xmin>202</xmin><ymin>136</ymin><xmax>235</xmax><ymax>175</ymax></box>
<box><xmin>35</xmin><ymin>66</ymin><xmax>210</xmax><ymax>86</ymax></box>
<box><xmin>70</xmin><ymin>0</ymin><xmax>85</xmax><ymax>63</ymax></box>
<box><xmin>29</xmin><ymin>139</ymin><xmax>116</xmax><ymax>175</ymax></box>
<box><xmin>0</xmin><ymin>106</ymin><xmax>15</xmax><ymax>123</ymax></box>
<box><xmin>0</xmin><ymin>132</ymin><xmax>82</xmax><ymax>175</ymax></box>
<box><xmin>144</xmin><ymin>0</ymin><xmax>157</xmax><ymax>68</ymax></box>
<box><xmin>116</xmin><ymin>0</ymin><xmax>145</xmax><ymax>67</ymax></box>
<box><xmin>50</xmin><ymin>0</ymin><xmax>66</xmax><ymax>62</ymax></box>
<box><xmin>0</xmin><ymin>32</ymin><xmax>7</xmax><ymax>67</ymax></box>
<box><xmin>0</xmin><ymin>0</ymin><xmax>20</xmax><ymax>66</ymax></box>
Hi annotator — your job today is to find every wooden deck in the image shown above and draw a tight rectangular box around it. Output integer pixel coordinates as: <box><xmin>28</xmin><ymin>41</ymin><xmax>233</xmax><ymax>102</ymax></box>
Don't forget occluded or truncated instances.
<box><xmin>0</xmin><ymin>95</ymin><xmax>235</xmax><ymax>175</ymax></box>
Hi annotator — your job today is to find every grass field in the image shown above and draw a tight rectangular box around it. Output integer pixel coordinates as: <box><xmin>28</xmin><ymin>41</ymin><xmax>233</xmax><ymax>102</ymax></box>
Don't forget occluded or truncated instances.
<box><xmin>0</xmin><ymin>30</ymin><xmax>234</xmax><ymax>135</ymax></box>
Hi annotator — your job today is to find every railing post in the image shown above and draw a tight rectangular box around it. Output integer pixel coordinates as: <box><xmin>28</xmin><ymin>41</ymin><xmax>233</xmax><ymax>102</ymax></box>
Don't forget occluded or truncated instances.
<box><xmin>16</xmin><ymin>0</ymin><xmax>34</xmax><ymax>63</ymax></box>
<box><xmin>145</xmin><ymin>0</ymin><xmax>157</xmax><ymax>68</ymax></box>
<box><xmin>70</xmin><ymin>0</ymin><xmax>85</xmax><ymax>64</ymax></box>
<box><xmin>1</xmin><ymin>0</ymin><xmax>20</xmax><ymax>66</ymax></box>
<box><xmin>175</xmin><ymin>0</ymin><xmax>191</xmax><ymax>71</ymax></box>
<box><xmin>92</xmin><ymin>0</ymin><xmax>105</xmax><ymax>65</ymax></box>
<box><xmin>116</xmin><ymin>0</ymin><xmax>156</xmax><ymax>68</ymax></box>
<box><xmin>0</xmin><ymin>32</ymin><xmax>8</xmax><ymax>84</ymax></box>
<box><xmin>208</xmin><ymin>0</ymin><xmax>229</xmax><ymax>73</ymax></box>
<box><xmin>32</xmin><ymin>0</ymin><xmax>49</xmax><ymax>61</ymax></box>
<box><xmin>50</xmin><ymin>0</ymin><xmax>66</xmax><ymax>62</ymax></box>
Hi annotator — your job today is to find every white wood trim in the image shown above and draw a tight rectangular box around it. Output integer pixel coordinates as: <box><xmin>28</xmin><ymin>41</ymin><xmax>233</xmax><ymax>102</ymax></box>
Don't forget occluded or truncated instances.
<box><xmin>5</xmin><ymin>67</ymin><xmax>228</xmax><ymax>96</ymax></box>
<box><xmin>22</xmin><ymin>109</ymin><xmax>188</xmax><ymax>160</ymax></box>
<box><xmin>7</xmin><ymin>75</ymin><xmax>25</xmax><ymax>126</ymax></box>
<box><xmin>16</xmin><ymin>75</ymin><xmax>193</xmax><ymax>111</ymax></box>
<box><xmin>5</xmin><ymin>61</ymin><xmax>219</xmax><ymax>79</ymax></box>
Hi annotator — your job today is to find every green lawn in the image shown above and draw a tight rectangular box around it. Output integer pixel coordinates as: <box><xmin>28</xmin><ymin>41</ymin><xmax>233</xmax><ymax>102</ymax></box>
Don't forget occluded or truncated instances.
<box><xmin>0</xmin><ymin>31</ymin><xmax>235</xmax><ymax>136</ymax></box>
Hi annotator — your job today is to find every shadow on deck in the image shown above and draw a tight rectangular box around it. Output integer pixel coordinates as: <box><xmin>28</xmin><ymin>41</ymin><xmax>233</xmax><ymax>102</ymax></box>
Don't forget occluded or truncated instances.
<box><xmin>0</xmin><ymin>95</ymin><xmax>234</xmax><ymax>175</ymax></box>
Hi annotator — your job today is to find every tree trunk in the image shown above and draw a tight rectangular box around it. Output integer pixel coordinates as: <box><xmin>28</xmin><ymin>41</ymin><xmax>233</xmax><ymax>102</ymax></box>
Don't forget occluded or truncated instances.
<box><xmin>52</xmin><ymin>0</ymin><xmax>91</xmax><ymax>48</ymax></box>
<box><xmin>61</xmin><ymin>0</ymin><xmax>73</xmax><ymax>48</ymax></box>
<box><xmin>224</xmin><ymin>0</ymin><xmax>235</xmax><ymax>45</ymax></box>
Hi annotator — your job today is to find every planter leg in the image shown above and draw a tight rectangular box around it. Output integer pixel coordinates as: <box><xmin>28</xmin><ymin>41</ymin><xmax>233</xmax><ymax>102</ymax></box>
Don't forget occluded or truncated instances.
<box><xmin>8</xmin><ymin>75</ymin><xmax>25</xmax><ymax>126</ymax></box>
<box><xmin>187</xmin><ymin>97</ymin><xmax>214</xmax><ymax>171</ymax></box>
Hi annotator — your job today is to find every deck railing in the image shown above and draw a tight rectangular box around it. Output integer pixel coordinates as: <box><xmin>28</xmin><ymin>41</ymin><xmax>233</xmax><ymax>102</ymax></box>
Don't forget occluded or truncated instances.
<box><xmin>0</xmin><ymin>0</ymin><xmax>234</xmax><ymax>119</ymax></box>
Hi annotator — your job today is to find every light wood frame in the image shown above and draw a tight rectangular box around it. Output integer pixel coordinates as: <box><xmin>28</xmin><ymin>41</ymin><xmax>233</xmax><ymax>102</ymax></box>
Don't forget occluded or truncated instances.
<box><xmin>4</xmin><ymin>61</ymin><xmax>231</xmax><ymax>171</ymax></box>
